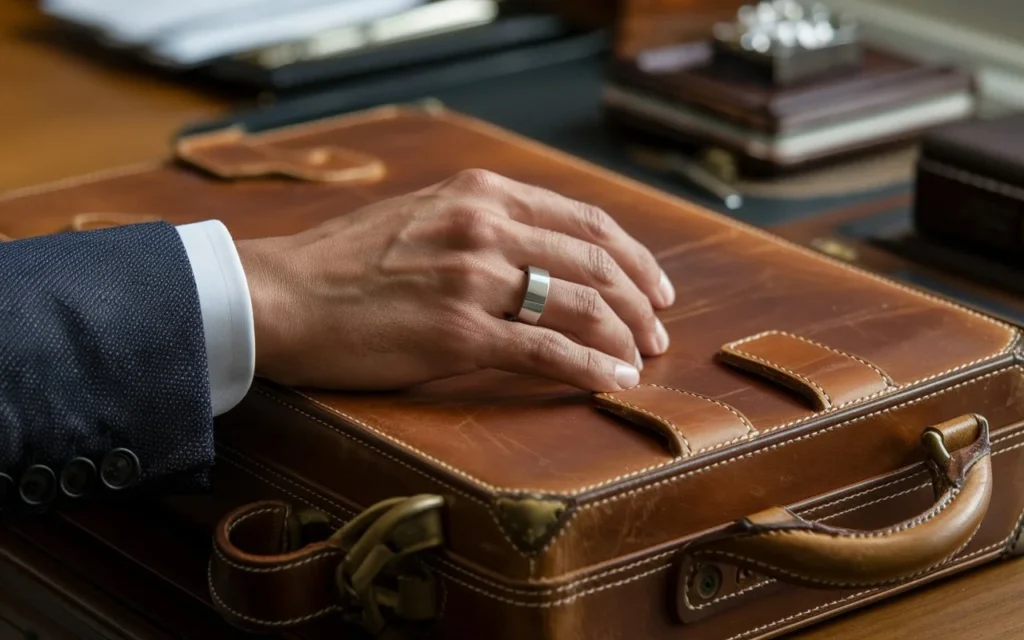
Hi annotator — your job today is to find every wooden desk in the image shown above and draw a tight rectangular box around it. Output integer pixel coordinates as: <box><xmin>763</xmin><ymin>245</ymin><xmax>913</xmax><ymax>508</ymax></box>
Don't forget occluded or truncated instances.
<box><xmin>0</xmin><ymin>1</ymin><xmax>231</xmax><ymax>191</ymax></box>
<box><xmin>0</xmin><ymin>3</ymin><xmax>1021</xmax><ymax>639</ymax></box>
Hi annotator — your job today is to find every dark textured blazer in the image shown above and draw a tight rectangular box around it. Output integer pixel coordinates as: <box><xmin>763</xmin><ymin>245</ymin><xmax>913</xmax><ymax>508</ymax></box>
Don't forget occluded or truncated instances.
<box><xmin>0</xmin><ymin>222</ymin><xmax>214</xmax><ymax>511</ymax></box>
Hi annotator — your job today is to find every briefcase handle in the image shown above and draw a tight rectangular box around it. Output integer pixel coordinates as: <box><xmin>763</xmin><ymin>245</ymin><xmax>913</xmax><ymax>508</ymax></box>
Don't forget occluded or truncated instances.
<box><xmin>680</xmin><ymin>413</ymin><xmax>993</xmax><ymax>593</ymax></box>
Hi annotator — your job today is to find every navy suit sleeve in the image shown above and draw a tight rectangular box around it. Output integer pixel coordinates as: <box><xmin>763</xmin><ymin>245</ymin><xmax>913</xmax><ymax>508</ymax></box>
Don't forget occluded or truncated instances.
<box><xmin>0</xmin><ymin>222</ymin><xmax>214</xmax><ymax>511</ymax></box>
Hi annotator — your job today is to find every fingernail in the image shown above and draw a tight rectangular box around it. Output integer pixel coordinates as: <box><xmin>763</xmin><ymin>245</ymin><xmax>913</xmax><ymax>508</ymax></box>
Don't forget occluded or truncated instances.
<box><xmin>615</xmin><ymin>364</ymin><xmax>640</xmax><ymax>389</ymax></box>
<box><xmin>655</xmin><ymin>319</ymin><xmax>670</xmax><ymax>353</ymax></box>
<box><xmin>634</xmin><ymin>347</ymin><xmax>644</xmax><ymax>371</ymax></box>
<box><xmin>659</xmin><ymin>270</ymin><xmax>676</xmax><ymax>306</ymax></box>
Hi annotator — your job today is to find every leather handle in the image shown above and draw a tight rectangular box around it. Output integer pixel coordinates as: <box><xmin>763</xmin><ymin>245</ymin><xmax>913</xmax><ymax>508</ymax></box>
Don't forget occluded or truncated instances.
<box><xmin>209</xmin><ymin>495</ymin><xmax>445</xmax><ymax>637</ymax></box>
<box><xmin>683</xmin><ymin>414</ymin><xmax>992</xmax><ymax>591</ymax></box>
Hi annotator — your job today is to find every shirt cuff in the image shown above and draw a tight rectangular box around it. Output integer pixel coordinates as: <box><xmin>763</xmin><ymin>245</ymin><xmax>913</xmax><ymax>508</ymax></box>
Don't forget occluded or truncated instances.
<box><xmin>175</xmin><ymin>220</ymin><xmax>255</xmax><ymax>416</ymax></box>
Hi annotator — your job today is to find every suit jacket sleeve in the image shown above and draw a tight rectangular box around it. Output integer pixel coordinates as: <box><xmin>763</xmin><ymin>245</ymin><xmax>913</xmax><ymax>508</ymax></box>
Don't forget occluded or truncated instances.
<box><xmin>0</xmin><ymin>221</ymin><xmax>215</xmax><ymax>510</ymax></box>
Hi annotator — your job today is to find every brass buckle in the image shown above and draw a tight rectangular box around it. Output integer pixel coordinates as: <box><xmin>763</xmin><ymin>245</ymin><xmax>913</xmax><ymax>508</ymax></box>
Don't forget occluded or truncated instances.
<box><xmin>330</xmin><ymin>495</ymin><xmax>446</xmax><ymax>635</ymax></box>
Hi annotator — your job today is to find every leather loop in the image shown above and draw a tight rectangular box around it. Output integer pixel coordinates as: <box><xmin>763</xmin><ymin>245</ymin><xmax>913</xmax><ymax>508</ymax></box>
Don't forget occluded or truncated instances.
<box><xmin>719</xmin><ymin>330</ymin><xmax>894</xmax><ymax>410</ymax></box>
<box><xmin>209</xmin><ymin>496</ymin><xmax>445</xmax><ymax>636</ymax></box>
<box><xmin>176</xmin><ymin>126</ymin><xmax>386</xmax><ymax>183</ymax></box>
<box><xmin>681</xmin><ymin>414</ymin><xmax>992</xmax><ymax>591</ymax></box>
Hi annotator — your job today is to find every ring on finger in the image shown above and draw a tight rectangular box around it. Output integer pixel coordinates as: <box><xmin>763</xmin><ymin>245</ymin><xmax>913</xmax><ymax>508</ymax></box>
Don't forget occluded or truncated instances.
<box><xmin>514</xmin><ymin>266</ymin><xmax>550</xmax><ymax>325</ymax></box>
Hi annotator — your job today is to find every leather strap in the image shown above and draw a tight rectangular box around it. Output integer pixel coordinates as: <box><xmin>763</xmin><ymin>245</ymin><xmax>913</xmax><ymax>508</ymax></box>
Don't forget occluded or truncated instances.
<box><xmin>209</xmin><ymin>496</ymin><xmax>445</xmax><ymax>638</ymax></box>
<box><xmin>719</xmin><ymin>330</ymin><xmax>894</xmax><ymax>410</ymax></box>
<box><xmin>680</xmin><ymin>413</ymin><xmax>992</xmax><ymax>592</ymax></box>
<box><xmin>175</xmin><ymin>126</ymin><xmax>386</xmax><ymax>184</ymax></box>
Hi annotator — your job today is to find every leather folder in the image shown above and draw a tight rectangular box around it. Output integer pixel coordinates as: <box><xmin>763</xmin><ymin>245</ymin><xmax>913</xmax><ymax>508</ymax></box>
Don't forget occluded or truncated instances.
<box><xmin>0</xmin><ymin>104</ymin><xmax>1022</xmax><ymax>640</ymax></box>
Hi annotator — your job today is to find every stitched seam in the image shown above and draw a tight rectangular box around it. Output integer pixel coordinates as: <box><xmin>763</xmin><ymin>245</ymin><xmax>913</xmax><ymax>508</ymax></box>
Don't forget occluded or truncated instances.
<box><xmin>226</xmin><ymin>506</ymin><xmax>283</xmax><ymax>534</ymax></box>
<box><xmin>596</xmin><ymin>395</ymin><xmax>692</xmax><ymax>456</ymax></box>
<box><xmin>763</xmin><ymin>487</ymin><xmax>958</xmax><ymax>540</ymax></box>
<box><xmin>732</xmin><ymin>330</ymin><xmax>896</xmax><ymax>387</ymax></box>
<box><xmin>439</xmin><ymin>563</ymin><xmax>674</xmax><ymax>608</ymax></box>
<box><xmin>816</xmin><ymin>483</ymin><xmax>932</xmax><ymax>523</ymax></box>
<box><xmin>0</xmin><ymin>161</ymin><xmax>161</xmax><ymax>202</ymax></box>
<box><xmin>244</xmin><ymin>108</ymin><xmax>1018</xmax><ymax>500</ymax></box>
<box><xmin>576</xmin><ymin>366</ymin><xmax>1017</xmax><ymax>513</ymax></box>
<box><xmin>213</xmin><ymin>542</ymin><xmax>343</xmax><ymax>574</ymax></box>
<box><xmin>686</xmin><ymin>574</ymin><xmax>775</xmax><ymax>610</ymax></box>
<box><xmin>215</xmin><ymin>441</ymin><xmax>1023</xmax><ymax>603</ymax></box>
<box><xmin>919</xmin><ymin>158</ymin><xmax>1024</xmax><ymax>204</ymax></box>
<box><xmin>727</xmin><ymin>346</ymin><xmax>834</xmax><ymax>408</ymax></box>
<box><xmin>256</xmin><ymin>390</ymin><xmax>492</xmax><ymax>504</ymax></box>
<box><xmin>216</xmin><ymin>454</ymin><xmax>346</xmax><ymax>526</ymax></box>
<box><xmin>445</xmin><ymin>110</ymin><xmax>1017</xmax><ymax>345</ymax></box>
<box><xmin>646</xmin><ymin>385</ymin><xmax>758</xmax><ymax>437</ymax></box>
<box><xmin>208</xmin><ymin>560</ymin><xmax>343</xmax><ymax>627</ymax></box>
<box><xmin>218</xmin><ymin>447</ymin><xmax>359</xmax><ymax>517</ymax></box>
<box><xmin>801</xmin><ymin>471</ymin><xmax>930</xmax><ymax>517</ymax></box>
<box><xmin>433</xmin><ymin>551</ymin><xmax>677</xmax><ymax>596</ymax></box>
<box><xmin>719</xmin><ymin>542</ymin><xmax>1001</xmax><ymax>640</ymax></box>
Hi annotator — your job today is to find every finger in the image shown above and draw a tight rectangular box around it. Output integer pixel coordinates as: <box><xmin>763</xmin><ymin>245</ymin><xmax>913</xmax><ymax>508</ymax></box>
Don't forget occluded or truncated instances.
<box><xmin>516</xmin><ymin>274</ymin><xmax>642</xmax><ymax>369</ymax></box>
<box><xmin>501</xmin><ymin>221</ymin><xmax>667</xmax><ymax>356</ymax></box>
<box><xmin>482</xmin><ymin>317</ymin><xmax>641</xmax><ymax>392</ymax></box>
<box><xmin>448</xmin><ymin>169</ymin><xmax>675</xmax><ymax>309</ymax></box>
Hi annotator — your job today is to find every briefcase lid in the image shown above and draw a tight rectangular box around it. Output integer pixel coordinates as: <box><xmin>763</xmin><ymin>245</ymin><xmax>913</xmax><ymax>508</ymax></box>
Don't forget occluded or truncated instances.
<box><xmin>0</xmin><ymin>104</ymin><xmax>1016</xmax><ymax>576</ymax></box>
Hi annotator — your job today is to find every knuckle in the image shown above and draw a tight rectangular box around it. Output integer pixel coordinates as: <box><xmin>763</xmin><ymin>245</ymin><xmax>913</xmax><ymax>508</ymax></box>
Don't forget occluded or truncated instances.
<box><xmin>452</xmin><ymin>168</ymin><xmax>502</xmax><ymax>194</ymax></box>
<box><xmin>448</xmin><ymin>204</ymin><xmax>498</xmax><ymax>248</ymax></box>
<box><xmin>573</xmin><ymin>286</ymin><xmax>604</xmax><ymax>324</ymax></box>
<box><xmin>532</xmin><ymin>331</ymin><xmax>571</xmax><ymax>366</ymax></box>
<box><xmin>576</xmin><ymin>203</ymin><xmax>612</xmax><ymax>240</ymax></box>
<box><xmin>586</xmin><ymin>245</ymin><xmax>617</xmax><ymax>285</ymax></box>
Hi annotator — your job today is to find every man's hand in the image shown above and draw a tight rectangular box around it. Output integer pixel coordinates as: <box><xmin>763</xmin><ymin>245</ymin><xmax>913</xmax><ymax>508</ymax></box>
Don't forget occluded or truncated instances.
<box><xmin>236</xmin><ymin>169</ymin><xmax>674</xmax><ymax>393</ymax></box>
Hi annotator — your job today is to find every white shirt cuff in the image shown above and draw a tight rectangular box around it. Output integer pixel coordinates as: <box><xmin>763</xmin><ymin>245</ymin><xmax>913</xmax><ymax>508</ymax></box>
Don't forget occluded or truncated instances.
<box><xmin>175</xmin><ymin>220</ymin><xmax>255</xmax><ymax>416</ymax></box>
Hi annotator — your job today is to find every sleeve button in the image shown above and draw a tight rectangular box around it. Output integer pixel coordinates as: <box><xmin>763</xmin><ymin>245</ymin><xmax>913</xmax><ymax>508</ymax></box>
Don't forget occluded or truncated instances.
<box><xmin>60</xmin><ymin>457</ymin><xmax>97</xmax><ymax>498</ymax></box>
<box><xmin>19</xmin><ymin>465</ymin><xmax>57</xmax><ymax>505</ymax></box>
<box><xmin>100</xmin><ymin>449</ymin><xmax>140</xmax><ymax>490</ymax></box>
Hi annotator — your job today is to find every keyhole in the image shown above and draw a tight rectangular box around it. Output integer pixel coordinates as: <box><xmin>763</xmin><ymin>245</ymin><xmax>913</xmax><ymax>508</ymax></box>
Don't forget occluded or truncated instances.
<box><xmin>695</xmin><ymin>564</ymin><xmax>723</xmax><ymax>600</ymax></box>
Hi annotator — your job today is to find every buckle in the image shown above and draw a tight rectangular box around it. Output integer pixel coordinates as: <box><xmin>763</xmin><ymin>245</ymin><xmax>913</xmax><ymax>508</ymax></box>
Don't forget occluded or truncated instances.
<box><xmin>328</xmin><ymin>495</ymin><xmax>446</xmax><ymax>635</ymax></box>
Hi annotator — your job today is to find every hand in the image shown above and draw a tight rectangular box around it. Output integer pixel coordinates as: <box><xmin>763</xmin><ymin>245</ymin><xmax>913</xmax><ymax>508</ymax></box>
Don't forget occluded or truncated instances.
<box><xmin>236</xmin><ymin>169</ymin><xmax>674</xmax><ymax>393</ymax></box>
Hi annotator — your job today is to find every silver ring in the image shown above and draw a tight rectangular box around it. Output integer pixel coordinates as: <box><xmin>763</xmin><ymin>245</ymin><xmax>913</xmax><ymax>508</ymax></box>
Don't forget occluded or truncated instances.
<box><xmin>516</xmin><ymin>266</ymin><xmax>550</xmax><ymax>325</ymax></box>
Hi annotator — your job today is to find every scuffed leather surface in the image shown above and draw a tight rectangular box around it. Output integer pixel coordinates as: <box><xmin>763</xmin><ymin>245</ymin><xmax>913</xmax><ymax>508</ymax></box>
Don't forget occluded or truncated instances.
<box><xmin>2</xmin><ymin>105</ymin><xmax>1024</xmax><ymax>640</ymax></box>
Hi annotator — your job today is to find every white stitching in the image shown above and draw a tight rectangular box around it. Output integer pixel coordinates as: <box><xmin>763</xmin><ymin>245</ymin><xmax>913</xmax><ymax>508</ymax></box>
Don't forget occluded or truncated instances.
<box><xmin>817</xmin><ymin>483</ymin><xmax>932</xmax><ymax>523</ymax></box>
<box><xmin>213</xmin><ymin>541</ymin><xmax>342</xmax><ymax>574</ymax></box>
<box><xmin>438</xmin><ymin>563</ymin><xmax>675</xmax><ymax>608</ymax></box>
<box><xmin>646</xmin><ymin>385</ymin><xmax>758</xmax><ymax>438</ymax></box>
<box><xmin>725</xmin><ymin>345</ymin><xmax>834</xmax><ymax>409</ymax></box>
<box><xmin>720</xmin><ymin>541</ymin><xmax>1004</xmax><ymax>640</ymax></box>
<box><xmin>801</xmin><ymin>471</ymin><xmax>930</xmax><ymax>517</ymax></box>
<box><xmin>728</xmin><ymin>330</ymin><xmax>896</xmax><ymax>387</ymax></box>
<box><xmin>226</xmin><ymin>506</ymin><xmax>283</xmax><ymax>534</ymax></box>
<box><xmin>0</xmin><ymin>161</ymin><xmax>161</xmax><ymax>202</ymax></box>
<box><xmin>208</xmin><ymin>560</ymin><xmax>343</xmax><ymax>627</ymax></box>
<box><xmin>595</xmin><ymin>395</ymin><xmax>693</xmax><ymax>456</ymax></box>
<box><xmin>254</xmin><ymin>390</ymin><xmax>490</xmax><ymax>506</ymax></box>
<box><xmin>577</xmin><ymin>367</ymin><xmax>1017</xmax><ymax>513</ymax></box>
<box><xmin>919</xmin><ymin>158</ymin><xmax>1024</xmax><ymax>204</ymax></box>
<box><xmin>1008</xmin><ymin>510</ymin><xmax>1024</xmax><ymax>555</ymax></box>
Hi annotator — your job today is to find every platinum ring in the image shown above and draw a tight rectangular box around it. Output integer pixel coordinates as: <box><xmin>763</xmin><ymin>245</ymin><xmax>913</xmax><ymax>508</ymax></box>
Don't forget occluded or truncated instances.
<box><xmin>516</xmin><ymin>266</ymin><xmax>550</xmax><ymax>325</ymax></box>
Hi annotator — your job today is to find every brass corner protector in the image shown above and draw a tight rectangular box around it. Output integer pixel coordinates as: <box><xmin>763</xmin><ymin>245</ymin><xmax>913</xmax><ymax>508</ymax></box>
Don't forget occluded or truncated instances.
<box><xmin>493</xmin><ymin>496</ymin><xmax>572</xmax><ymax>555</ymax></box>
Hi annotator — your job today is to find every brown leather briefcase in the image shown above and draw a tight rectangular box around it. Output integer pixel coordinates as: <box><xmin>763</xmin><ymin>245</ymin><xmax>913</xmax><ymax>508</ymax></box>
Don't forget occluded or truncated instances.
<box><xmin>1</xmin><ymin>104</ymin><xmax>1023</xmax><ymax>640</ymax></box>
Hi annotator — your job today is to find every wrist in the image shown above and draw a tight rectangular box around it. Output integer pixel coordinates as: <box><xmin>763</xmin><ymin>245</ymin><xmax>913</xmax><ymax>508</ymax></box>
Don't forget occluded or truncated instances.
<box><xmin>236</xmin><ymin>237</ymin><xmax>291</xmax><ymax>380</ymax></box>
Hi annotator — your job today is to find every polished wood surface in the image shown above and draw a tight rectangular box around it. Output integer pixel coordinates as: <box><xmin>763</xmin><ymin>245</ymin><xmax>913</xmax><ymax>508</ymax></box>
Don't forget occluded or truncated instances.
<box><xmin>0</xmin><ymin>1</ymin><xmax>231</xmax><ymax>191</ymax></box>
<box><xmin>0</xmin><ymin>2</ymin><xmax>1022</xmax><ymax>638</ymax></box>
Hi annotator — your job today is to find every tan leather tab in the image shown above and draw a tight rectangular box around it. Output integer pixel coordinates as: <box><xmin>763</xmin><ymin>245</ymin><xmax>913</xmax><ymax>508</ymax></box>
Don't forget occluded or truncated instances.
<box><xmin>719</xmin><ymin>330</ymin><xmax>893</xmax><ymax>410</ymax></box>
<box><xmin>176</xmin><ymin>126</ymin><xmax>386</xmax><ymax>183</ymax></box>
<box><xmin>69</xmin><ymin>212</ymin><xmax>161</xmax><ymax>231</ymax></box>
<box><xmin>595</xmin><ymin>385</ymin><xmax>755</xmax><ymax>457</ymax></box>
